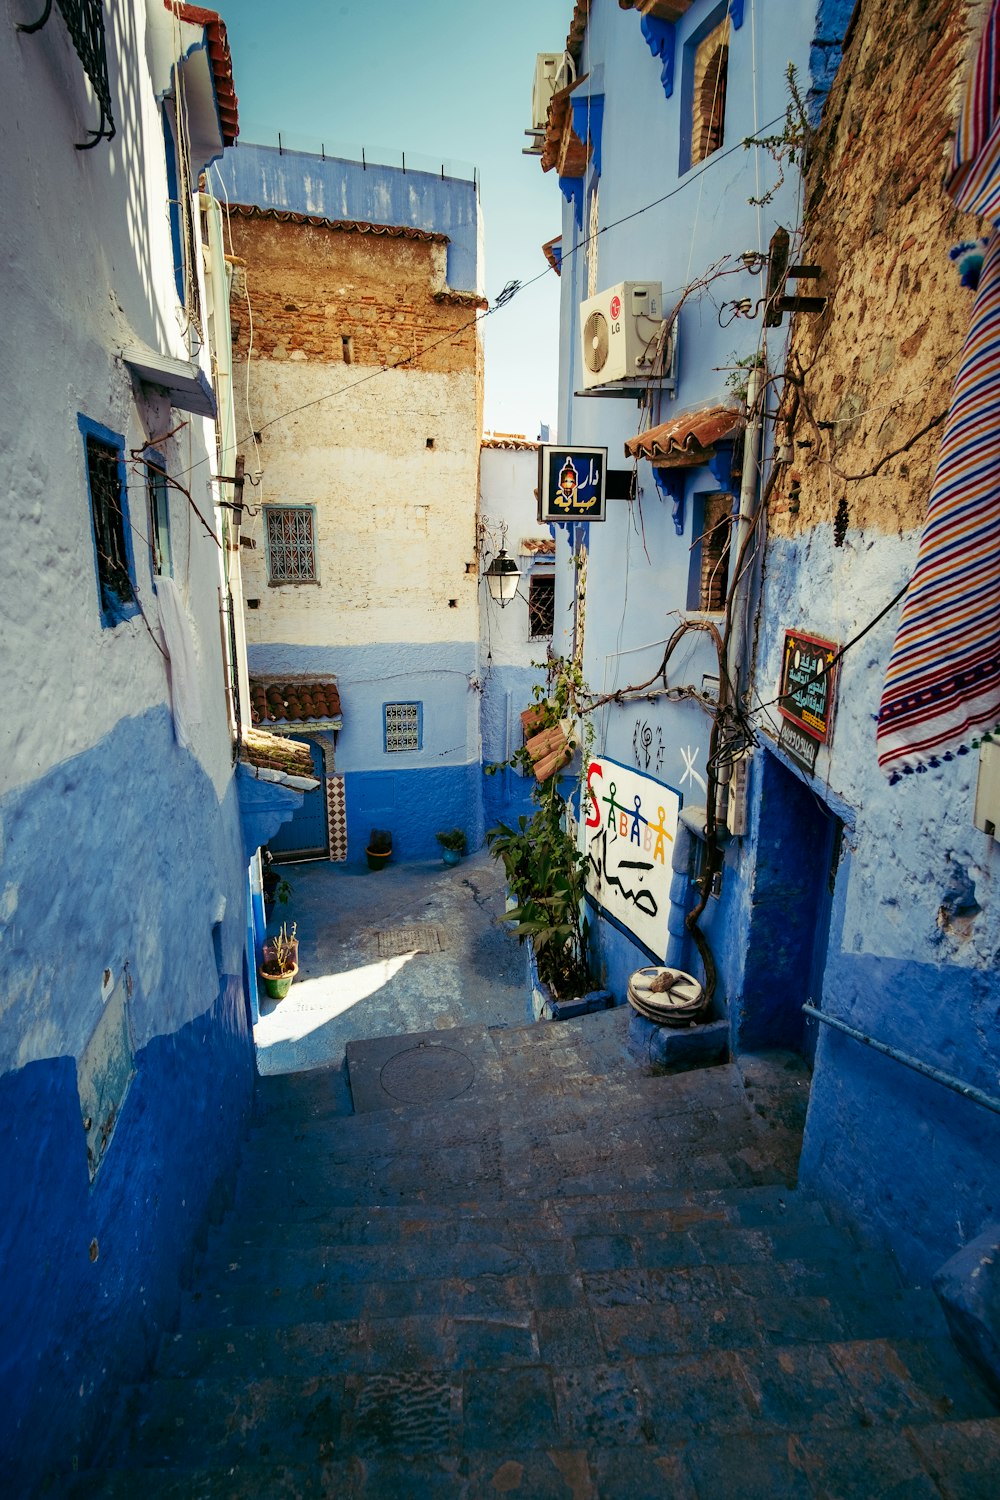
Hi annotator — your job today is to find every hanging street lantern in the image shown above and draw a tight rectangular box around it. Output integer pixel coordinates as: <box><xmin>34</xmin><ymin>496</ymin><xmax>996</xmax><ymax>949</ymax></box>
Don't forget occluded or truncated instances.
<box><xmin>484</xmin><ymin>548</ymin><xmax>521</xmax><ymax>607</ymax></box>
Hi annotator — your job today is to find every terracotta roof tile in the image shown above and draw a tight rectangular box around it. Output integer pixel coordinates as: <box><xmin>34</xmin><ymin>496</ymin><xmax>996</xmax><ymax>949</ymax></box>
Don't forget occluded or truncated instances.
<box><xmin>566</xmin><ymin>0</ymin><xmax>593</xmax><ymax>63</ymax></box>
<box><xmin>542</xmin><ymin>235</ymin><xmax>563</xmax><ymax>275</ymax></box>
<box><xmin>625</xmin><ymin>406</ymin><xmax>742</xmax><ymax>466</ymax></box>
<box><xmin>239</xmin><ymin>728</ymin><xmax>316</xmax><ymax>780</ymax></box>
<box><xmin>618</xmin><ymin>1</ymin><xmax>694</xmax><ymax>21</ymax></box>
<box><xmin>520</xmin><ymin>537</ymin><xmax>556</xmax><ymax>555</ymax></box>
<box><xmin>541</xmin><ymin>79</ymin><xmax>590</xmax><ymax>176</ymax></box>
<box><xmin>481</xmin><ymin>435</ymin><xmax>539</xmax><ymax>451</ymax></box>
<box><xmin>249</xmin><ymin>678</ymin><xmax>342</xmax><ymax>726</ymax></box>
<box><xmin>166</xmin><ymin>3</ymin><xmax>238</xmax><ymax>145</ymax></box>
<box><xmin>227</xmin><ymin>204</ymin><xmax>448</xmax><ymax>244</ymax></box>
<box><xmin>433</xmin><ymin>289</ymin><xmax>489</xmax><ymax>309</ymax></box>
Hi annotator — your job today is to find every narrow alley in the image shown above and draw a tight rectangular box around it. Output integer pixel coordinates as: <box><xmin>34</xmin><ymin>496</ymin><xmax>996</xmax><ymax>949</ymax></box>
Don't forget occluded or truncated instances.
<box><xmin>73</xmin><ymin>987</ymin><xmax>999</xmax><ymax>1496</ymax></box>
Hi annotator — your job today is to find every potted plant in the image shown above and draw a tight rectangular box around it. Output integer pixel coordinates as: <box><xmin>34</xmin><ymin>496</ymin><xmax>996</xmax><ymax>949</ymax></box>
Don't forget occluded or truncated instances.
<box><xmin>487</xmin><ymin>775</ymin><xmax>608</xmax><ymax>1020</ymax></box>
<box><xmin>366</xmin><ymin>828</ymin><xmax>393</xmax><ymax>871</ymax></box>
<box><xmin>435</xmin><ymin>827</ymin><xmax>468</xmax><ymax>866</ymax></box>
<box><xmin>259</xmin><ymin>921</ymin><xmax>298</xmax><ymax>1000</ymax></box>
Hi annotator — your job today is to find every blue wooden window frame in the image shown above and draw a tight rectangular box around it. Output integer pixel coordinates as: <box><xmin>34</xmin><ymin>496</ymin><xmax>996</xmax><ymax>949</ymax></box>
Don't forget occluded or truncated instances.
<box><xmin>679</xmin><ymin>3</ymin><xmax>730</xmax><ymax>176</ymax></box>
<box><xmin>383</xmin><ymin>701</ymin><xmax>422</xmax><ymax>753</ymax></box>
<box><xmin>78</xmin><ymin>414</ymin><xmax>139</xmax><ymax>630</ymax></box>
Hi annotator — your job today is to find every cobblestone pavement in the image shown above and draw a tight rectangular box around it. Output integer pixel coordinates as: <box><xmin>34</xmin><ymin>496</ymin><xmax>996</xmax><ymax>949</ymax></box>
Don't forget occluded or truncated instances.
<box><xmin>255</xmin><ymin>851</ymin><xmax>528</xmax><ymax>1084</ymax></box>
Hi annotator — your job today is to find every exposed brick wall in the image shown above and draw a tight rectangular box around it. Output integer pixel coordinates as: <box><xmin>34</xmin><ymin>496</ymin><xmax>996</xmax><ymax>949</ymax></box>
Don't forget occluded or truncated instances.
<box><xmin>226</xmin><ymin>214</ymin><xmax>481</xmax><ymax>376</ymax></box>
<box><xmin>771</xmin><ymin>0</ymin><xmax>985</xmax><ymax>538</ymax></box>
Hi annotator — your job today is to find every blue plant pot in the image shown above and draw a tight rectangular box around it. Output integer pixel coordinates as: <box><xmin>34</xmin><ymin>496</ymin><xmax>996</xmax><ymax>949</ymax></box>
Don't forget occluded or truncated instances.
<box><xmin>441</xmin><ymin>848</ymin><xmax>462</xmax><ymax>867</ymax></box>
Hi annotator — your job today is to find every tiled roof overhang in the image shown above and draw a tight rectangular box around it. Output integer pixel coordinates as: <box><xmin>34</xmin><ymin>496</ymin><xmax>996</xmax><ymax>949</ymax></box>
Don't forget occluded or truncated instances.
<box><xmin>566</xmin><ymin>0</ymin><xmax>593</xmax><ymax>64</ymax></box>
<box><xmin>239</xmin><ymin>728</ymin><xmax>319</xmax><ymax>785</ymax></box>
<box><xmin>542</xmin><ymin>236</ymin><xmax>563</xmax><ymax>275</ymax></box>
<box><xmin>226</xmin><ymin>203</ymin><xmax>449</xmax><ymax>244</ymax></box>
<box><xmin>541</xmin><ymin>78</ymin><xmax>590</xmax><ymax>176</ymax></box>
<box><xmin>481</xmin><ymin>436</ymin><xmax>539</xmax><ymax>451</ymax></box>
<box><xmin>166</xmin><ymin>3</ymin><xmax>238</xmax><ymax>145</ymax></box>
<box><xmin>625</xmin><ymin>406</ymin><xmax>742</xmax><ymax>466</ymax></box>
<box><xmin>250</xmin><ymin>678</ymin><xmax>343</xmax><ymax>728</ymax></box>
<box><xmin>434</xmin><ymin>289</ymin><xmax>489</xmax><ymax>309</ymax></box>
<box><xmin>520</xmin><ymin>537</ymin><xmax>556</xmax><ymax>555</ymax></box>
<box><xmin>618</xmin><ymin>1</ymin><xmax>695</xmax><ymax>21</ymax></box>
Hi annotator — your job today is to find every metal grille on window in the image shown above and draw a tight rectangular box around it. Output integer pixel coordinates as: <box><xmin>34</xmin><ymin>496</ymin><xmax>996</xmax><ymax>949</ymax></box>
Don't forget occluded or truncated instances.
<box><xmin>528</xmin><ymin>573</ymin><xmax>556</xmax><ymax>639</ymax></box>
<box><xmin>385</xmin><ymin>702</ymin><xmax>420</xmax><ymax>753</ymax></box>
<box><xmin>87</xmin><ymin>436</ymin><xmax>133</xmax><ymax>616</ymax></box>
<box><xmin>266</xmin><ymin>507</ymin><xmax>316</xmax><ymax>583</ymax></box>
<box><xmin>586</xmin><ymin>184</ymin><xmax>600</xmax><ymax>300</ymax></box>
<box><xmin>18</xmin><ymin>0</ymin><xmax>115</xmax><ymax>148</ymax></box>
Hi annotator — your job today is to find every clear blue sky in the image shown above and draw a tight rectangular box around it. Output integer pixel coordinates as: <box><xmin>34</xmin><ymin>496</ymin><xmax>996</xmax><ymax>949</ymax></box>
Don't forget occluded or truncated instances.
<box><xmin>222</xmin><ymin>0</ymin><xmax>570</xmax><ymax>438</ymax></box>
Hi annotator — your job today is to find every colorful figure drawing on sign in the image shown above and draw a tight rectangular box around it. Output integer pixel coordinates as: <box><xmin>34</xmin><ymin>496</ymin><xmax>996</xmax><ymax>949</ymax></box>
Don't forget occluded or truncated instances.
<box><xmin>553</xmin><ymin>454</ymin><xmax>601</xmax><ymax>514</ymax></box>
<box><xmin>584</xmin><ymin>756</ymin><xmax>681</xmax><ymax>960</ymax></box>
<box><xmin>585</xmin><ymin>762</ymin><xmax>673</xmax><ymax>918</ymax></box>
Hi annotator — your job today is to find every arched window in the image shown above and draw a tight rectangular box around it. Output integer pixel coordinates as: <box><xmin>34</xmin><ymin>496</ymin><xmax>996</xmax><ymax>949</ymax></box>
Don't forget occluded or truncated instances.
<box><xmin>690</xmin><ymin>20</ymin><xmax>729</xmax><ymax>167</ymax></box>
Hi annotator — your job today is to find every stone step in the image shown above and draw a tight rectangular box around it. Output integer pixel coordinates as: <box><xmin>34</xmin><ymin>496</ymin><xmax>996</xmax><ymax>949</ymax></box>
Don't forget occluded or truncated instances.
<box><xmin>89</xmin><ymin>1337</ymin><xmax>999</xmax><ymax>1478</ymax></box>
<box><xmin>188</xmin><ymin>1220</ymin><xmax>864</xmax><ymax>1303</ymax></box>
<box><xmin>159</xmin><ymin>1284</ymin><xmax>951</xmax><ymax>1385</ymax></box>
<box><xmin>65</xmin><ymin>1412</ymin><xmax>1000</xmax><ymax>1500</ymax></box>
<box><xmin>219</xmin><ymin>1183</ymin><xmax>832</xmax><ymax>1252</ymax></box>
<box><xmin>178</xmin><ymin>1233</ymin><xmax>912</xmax><ymax>1337</ymax></box>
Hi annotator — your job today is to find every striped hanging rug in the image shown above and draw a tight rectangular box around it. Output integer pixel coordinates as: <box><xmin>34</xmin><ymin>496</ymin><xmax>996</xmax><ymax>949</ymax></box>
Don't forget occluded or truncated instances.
<box><xmin>877</xmin><ymin>0</ymin><xmax>1000</xmax><ymax>782</ymax></box>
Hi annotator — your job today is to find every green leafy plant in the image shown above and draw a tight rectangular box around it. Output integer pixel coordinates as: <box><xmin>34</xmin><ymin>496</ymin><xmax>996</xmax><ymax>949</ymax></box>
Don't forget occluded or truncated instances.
<box><xmin>487</xmin><ymin>779</ymin><xmax>594</xmax><ymax>1000</ymax></box>
<box><xmin>742</xmin><ymin>62</ymin><xmax>811</xmax><ymax>206</ymax></box>
<box><xmin>435</xmin><ymin>828</ymin><xmax>468</xmax><ymax>855</ymax></box>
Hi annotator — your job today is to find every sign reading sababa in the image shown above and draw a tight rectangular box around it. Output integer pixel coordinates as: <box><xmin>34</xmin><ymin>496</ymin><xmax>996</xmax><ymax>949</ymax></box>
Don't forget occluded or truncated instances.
<box><xmin>583</xmin><ymin>756</ymin><xmax>681</xmax><ymax>961</ymax></box>
<box><xmin>538</xmin><ymin>445</ymin><xmax>607</xmax><ymax>522</ymax></box>
<box><xmin>778</xmin><ymin>630</ymin><xmax>839</xmax><ymax>744</ymax></box>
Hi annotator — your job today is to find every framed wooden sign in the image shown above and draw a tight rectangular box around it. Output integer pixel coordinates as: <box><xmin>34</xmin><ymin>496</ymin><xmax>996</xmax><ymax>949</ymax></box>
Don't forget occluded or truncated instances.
<box><xmin>538</xmin><ymin>445</ymin><xmax>607</xmax><ymax>522</ymax></box>
<box><xmin>778</xmin><ymin>630</ymin><xmax>838</xmax><ymax>744</ymax></box>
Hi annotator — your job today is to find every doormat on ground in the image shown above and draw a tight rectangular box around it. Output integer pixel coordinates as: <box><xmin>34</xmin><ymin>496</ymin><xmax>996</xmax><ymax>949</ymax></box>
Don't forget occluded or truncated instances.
<box><xmin>371</xmin><ymin>925</ymin><xmax>449</xmax><ymax>958</ymax></box>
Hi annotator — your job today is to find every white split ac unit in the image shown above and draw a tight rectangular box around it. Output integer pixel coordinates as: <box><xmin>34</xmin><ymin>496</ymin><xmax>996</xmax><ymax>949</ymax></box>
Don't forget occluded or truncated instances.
<box><xmin>578</xmin><ymin>281</ymin><xmax>665</xmax><ymax>390</ymax></box>
<box><xmin>531</xmin><ymin>52</ymin><xmax>573</xmax><ymax>131</ymax></box>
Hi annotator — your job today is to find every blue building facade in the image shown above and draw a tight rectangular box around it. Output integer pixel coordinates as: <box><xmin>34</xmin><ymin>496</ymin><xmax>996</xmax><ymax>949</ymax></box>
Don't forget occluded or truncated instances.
<box><xmin>0</xmin><ymin>4</ymin><xmax>291</xmax><ymax>1485</ymax></box>
<box><xmin>537</xmin><ymin>0</ymin><xmax>998</xmax><ymax>1287</ymax></box>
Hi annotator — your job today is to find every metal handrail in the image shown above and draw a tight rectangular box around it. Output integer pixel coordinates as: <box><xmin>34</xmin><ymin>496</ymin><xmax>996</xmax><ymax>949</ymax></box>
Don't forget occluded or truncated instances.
<box><xmin>802</xmin><ymin>1003</ymin><xmax>1000</xmax><ymax>1118</ymax></box>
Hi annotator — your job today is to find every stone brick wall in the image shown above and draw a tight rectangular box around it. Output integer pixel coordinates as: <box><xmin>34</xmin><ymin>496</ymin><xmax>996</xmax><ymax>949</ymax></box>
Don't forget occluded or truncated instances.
<box><xmin>226</xmin><ymin>212</ymin><xmax>482</xmax><ymax>375</ymax></box>
<box><xmin>771</xmin><ymin>0</ymin><xmax>985</xmax><ymax>538</ymax></box>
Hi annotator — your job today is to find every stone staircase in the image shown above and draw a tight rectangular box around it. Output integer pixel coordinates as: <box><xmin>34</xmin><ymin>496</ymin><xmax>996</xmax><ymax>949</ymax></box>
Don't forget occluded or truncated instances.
<box><xmin>70</xmin><ymin>1009</ymin><xmax>999</xmax><ymax>1497</ymax></box>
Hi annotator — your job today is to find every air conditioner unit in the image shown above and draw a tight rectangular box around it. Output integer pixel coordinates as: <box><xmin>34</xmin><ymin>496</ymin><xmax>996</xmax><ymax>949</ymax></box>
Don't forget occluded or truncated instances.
<box><xmin>579</xmin><ymin>282</ymin><xmax>665</xmax><ymax>390</ymax></box>
<box><xmin>531</xmin><ymin>53</ymin><xmax>565</xmax><ymax>131</ymax></box>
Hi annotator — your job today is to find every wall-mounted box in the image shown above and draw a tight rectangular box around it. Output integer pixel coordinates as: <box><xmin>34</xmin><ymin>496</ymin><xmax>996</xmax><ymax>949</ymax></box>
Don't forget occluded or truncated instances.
<box><xmin>973</xmin><ymin>740</ymin><xmax>1000</xmax><ymax>838</ymax></box>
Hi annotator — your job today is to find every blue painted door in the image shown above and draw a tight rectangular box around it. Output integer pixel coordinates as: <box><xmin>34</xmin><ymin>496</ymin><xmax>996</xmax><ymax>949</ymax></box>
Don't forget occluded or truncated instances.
<box><xmin>268</xmin><ymin>739</ymin><xmax>329</xmax><ymax>859</ymax></box>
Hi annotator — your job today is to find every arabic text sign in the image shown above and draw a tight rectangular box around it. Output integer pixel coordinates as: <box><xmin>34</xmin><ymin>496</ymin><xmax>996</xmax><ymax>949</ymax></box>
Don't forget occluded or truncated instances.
<box><xmin>583</xmin><ymin>756</ymin><xmax>681</xmax><ymax>961</ymax></box>
<box><xmin>538</xmin><ymin>445</ymin><xmax>607</xmax><ymax>522</ymax></box>
<box><xmin>778</xmin><ymin>630</ymin><xmax>838</xmax><ymax>743</ymax></box>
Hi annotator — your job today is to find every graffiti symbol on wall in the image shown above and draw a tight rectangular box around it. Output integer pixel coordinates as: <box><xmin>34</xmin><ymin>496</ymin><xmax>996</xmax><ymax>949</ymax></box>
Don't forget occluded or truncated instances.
<box><xmin>584</xmin><ymin>756</ymin><xmax>681</xmax><ymax>960</ymax></box>
<box><xmin>679</xmin><ymin>744</ymin><xmax>708</xmax><ymax>796</ymax></box>
<box><xmin>632</xmin><ymin>718</ymin><xmax>665</xmax><ymax>774</ymax></box>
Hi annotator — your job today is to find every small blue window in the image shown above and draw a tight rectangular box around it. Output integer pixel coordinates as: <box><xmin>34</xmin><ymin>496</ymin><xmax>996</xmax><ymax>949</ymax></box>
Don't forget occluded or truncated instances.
<box><xmin>79</xmin><ymin>415</ymin><xmax>139</xmax><ymax>629</ymax></box>
<box><xmin>384</xmin><ymin>702</ymin><xmax>422</xmax><ymax>753</ymax></box>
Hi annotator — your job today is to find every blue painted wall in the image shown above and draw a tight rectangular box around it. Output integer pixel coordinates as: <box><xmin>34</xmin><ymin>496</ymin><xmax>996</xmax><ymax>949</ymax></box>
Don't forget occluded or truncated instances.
<box><xmin>545</xmin><ymin>0</ymin><xmax>847</xmax><ymax>1014</ymax></box>
<box><xmin>249</xmin><ymin>640</ymin><xmax>483</xmax><ymax>863</ymax></box>
<box><xmin>481</xmin><ymin>663</ymin><xmax>543</xmax><ymax>833</ymax></box>
<box><xmin>216</xmin><ymin>142</ymin><xmax>481</xmax><ymax>293</ymax></box>
<box><xmin>0</xmin><ymin>710</ymin><xmax>254</xmax><ymax>1489</ymax></box>
<box><xmin>747</xmin><ymin>527</ymin><xmax>1000</xmax><ymax>1282</ymax></box>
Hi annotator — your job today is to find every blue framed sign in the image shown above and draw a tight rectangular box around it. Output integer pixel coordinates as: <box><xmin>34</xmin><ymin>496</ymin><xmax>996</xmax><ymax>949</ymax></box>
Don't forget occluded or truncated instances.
<box><xmin>538</xmin><ymin>445</ymin><xmax>608</xmax><ymax>522</ymax></box>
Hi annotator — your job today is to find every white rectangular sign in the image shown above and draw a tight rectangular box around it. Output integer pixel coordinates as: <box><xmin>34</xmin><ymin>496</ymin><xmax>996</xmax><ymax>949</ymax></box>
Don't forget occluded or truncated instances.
<box><xmin>583</xmin><ymin>756</ymin><xmax>682</xmax><ymax>961</ymax></box>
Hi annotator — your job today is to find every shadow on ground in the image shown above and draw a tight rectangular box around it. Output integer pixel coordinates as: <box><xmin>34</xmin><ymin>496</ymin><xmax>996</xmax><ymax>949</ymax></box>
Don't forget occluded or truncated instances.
<box><xmin>255</xmin><ymin>852</ymin><xmax>527</xmax><ymax>1077</ymax></box>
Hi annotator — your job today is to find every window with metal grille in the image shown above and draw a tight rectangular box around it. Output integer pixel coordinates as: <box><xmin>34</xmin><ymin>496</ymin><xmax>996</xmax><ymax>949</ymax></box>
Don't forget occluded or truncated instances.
<box><xmin>265</xmin><ymin>506</ymin><xmax>317</xmax><ymax>584</ymax></box>
<box><xmin>146</xmin><ymin>454</ymin><xmax>172</xmax><ymax>578</ymax></box>
<box><xmin>528</xmin><ymin>572</ymin><xmax>556</xmax><ymax>639</ymax></box>
<box><xmin>384</xmin><ymin>702</ymin><xmax>422</xmax><ymax>753</ymax></box>
<box><xmin>80</xmin><ymin>418</ymin><xmax>137</xmax><ymax>628</ymax></box>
